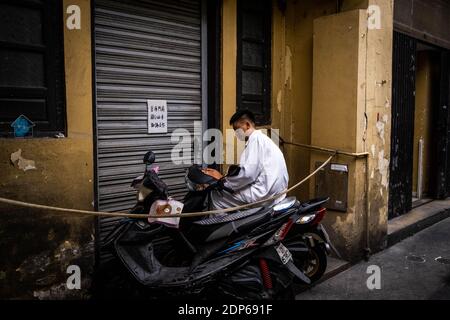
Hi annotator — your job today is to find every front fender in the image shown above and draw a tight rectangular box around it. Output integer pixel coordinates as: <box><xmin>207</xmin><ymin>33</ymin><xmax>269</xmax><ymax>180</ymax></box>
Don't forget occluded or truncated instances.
<box><xmin>313</xmin><ymin>224</ymin><xmax>342</xmax><ymax>259</ymax></box>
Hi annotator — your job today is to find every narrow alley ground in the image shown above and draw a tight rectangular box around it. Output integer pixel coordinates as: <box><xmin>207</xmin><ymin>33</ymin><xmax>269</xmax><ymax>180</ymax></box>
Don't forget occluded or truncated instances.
<box><xmin>296</xmin><ymin>217</ymin><xmax>450</xmax><ymax>300</ymax></box>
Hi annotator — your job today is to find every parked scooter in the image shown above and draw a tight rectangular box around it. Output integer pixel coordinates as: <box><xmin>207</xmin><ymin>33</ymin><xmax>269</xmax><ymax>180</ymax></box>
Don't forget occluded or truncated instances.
<box><xmin>93</xmin><ymin>151</ymin><xmax>336</xmax><ymax>299</ymax></box>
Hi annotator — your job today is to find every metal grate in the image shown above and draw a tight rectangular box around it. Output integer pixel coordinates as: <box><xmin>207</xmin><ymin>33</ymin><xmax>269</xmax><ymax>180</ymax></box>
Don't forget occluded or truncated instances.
<box><xmin>388</xmin><ymin>31</ymin><xmax>417</xmax><ymax>219</ymax></box>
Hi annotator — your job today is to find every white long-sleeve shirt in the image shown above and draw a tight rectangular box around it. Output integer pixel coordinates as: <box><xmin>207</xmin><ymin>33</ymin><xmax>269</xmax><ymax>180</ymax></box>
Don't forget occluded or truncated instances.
<box><xmin>210</xmin><ymin>129</ymin><xmax>288</xmax><ymax>210</ymax></box>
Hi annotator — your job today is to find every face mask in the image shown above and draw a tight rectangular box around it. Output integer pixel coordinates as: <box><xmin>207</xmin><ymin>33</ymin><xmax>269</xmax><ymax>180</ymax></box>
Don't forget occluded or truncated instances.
<box><xmin>234</xmin><ymin>128</ymin><xmax>246</xmax><ymax>141</ymax></box>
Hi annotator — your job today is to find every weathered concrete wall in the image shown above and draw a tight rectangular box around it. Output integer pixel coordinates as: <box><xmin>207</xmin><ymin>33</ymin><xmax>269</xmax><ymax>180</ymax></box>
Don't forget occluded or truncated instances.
<box><xmin>309</xmin><ymin>0</ymin><xmax>393</xmax><ymax>261</ymax></box>
<box><xmin>0</xmin><ymin>0</ymin><xmax>94</xmax><ymax>299</ymax></box>
<box><xmin>363</xmin><ymin>0</ymin><xmax>393</xmax><ymax>255</ymax></box>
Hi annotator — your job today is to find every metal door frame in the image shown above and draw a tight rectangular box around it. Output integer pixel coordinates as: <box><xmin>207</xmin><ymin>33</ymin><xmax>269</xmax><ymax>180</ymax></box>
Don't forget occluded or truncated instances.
<box><xmin>436</xmin><ymin>50</ymin><xmax>450</xmax><ymax>198</ymax></box>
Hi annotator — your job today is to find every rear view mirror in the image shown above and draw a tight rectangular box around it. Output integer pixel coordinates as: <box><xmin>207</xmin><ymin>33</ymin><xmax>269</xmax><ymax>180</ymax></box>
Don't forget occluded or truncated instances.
<box><xmin>227</xmin><ymin>165</ymin><xmax>241</xmax><ymax>177</ymax></box>
<box><xmin>143</xmin><ymin>151</ymin><xmax>156</xmax><ymax>165</ymax></box>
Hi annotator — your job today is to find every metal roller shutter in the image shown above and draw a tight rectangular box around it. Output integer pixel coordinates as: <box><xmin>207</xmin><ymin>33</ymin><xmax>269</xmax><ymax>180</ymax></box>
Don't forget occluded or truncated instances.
<box><xmin>93</xmin><ymin>0</ymin><xmax>205</xmax><ymax>260</ymax></box>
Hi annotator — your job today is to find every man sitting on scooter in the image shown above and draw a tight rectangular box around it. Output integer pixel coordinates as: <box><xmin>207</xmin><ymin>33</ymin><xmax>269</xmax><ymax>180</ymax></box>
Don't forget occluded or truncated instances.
<box><xmin>202</xmin><ymin>109</ymin><xmax>289</xmax><ymax>212</ymax></box>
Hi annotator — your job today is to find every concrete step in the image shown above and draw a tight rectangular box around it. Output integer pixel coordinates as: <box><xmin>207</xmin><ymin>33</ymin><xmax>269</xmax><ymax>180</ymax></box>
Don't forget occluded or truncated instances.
<box><xmin>388</xmin><ymin>198</ymin><xmax>450</xmax><ymax>247</ymax></box>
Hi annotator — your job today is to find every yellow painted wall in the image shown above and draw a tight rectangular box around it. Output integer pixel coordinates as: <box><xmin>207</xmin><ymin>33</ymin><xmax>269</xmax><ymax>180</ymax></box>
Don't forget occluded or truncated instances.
<box><xmin>271</xmin><ymin>0</ymin><xmax>337</xmax><ymax>200</ymax></box>
<box><xmin>320</xmin><ymin>0</ymin><xmax>393</xmax><ymax>259</ymax></box>
<box><xmin>310</xmin><ymin>9</ymin><xmax>368</xmax><ymax>260</ymax></box>
<box><xmin>311</xmin><ymin>10</ymin><xmax>367</xmax><ymax>153</ymax></box>
<box><xmin>0</xmin><ymin>0</ymin><xmax>94</xmax><ymax>298</ymax></box>
<box><xmin>308</xmin><ymin>0</ymin><xmax>393</xmax><ymax>260</ymax></box>
<box><xmin>221</xmin><ymin>0</ymin><xmax>238</xmax><ymax>166</ymax></box>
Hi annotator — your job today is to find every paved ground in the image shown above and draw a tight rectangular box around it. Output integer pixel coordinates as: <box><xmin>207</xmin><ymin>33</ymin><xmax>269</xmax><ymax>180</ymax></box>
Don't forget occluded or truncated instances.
<box><xmin>296</xmin><ymin>217</ymin><xmax>450</xmax><ymax>300</ymax></box>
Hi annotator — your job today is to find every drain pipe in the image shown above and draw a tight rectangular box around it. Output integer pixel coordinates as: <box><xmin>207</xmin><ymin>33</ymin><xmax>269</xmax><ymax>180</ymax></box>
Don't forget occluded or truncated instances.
<box><xmin>364</xmin><ymin>156</ymin><xmax>371</xmax><ymax>261</ymax></box>
<box><xmin>417</xmin><ymin>138</ymin><xmax>424</xmax><ymax>200</ymax></box>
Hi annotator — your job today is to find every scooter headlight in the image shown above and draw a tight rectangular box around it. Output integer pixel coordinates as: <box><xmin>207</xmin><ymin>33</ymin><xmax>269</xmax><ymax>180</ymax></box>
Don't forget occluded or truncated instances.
<box><xmin>273</xmin><ymin>196</ymin><xmax>297</xmax><ymax>213</ymax></box>
<box><xmin>296</xmin><ymin>214</ymin><xmax>316</xmax><ymax>224</ymax></box>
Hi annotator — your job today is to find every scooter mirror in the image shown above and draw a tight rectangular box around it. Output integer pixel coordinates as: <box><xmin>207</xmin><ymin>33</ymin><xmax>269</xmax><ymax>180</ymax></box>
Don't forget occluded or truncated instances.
<box><xmin>143</xmin><ymin>151</ymin><xmax>156</xmax><ymax>165</ymax></box>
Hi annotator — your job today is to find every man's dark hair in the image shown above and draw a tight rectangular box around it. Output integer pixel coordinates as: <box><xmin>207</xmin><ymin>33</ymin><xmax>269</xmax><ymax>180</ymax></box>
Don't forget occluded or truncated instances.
<box><xmin>229</xmin><ymin>109</ymin><xmax>256</xmax><ymax>125</ymax></box>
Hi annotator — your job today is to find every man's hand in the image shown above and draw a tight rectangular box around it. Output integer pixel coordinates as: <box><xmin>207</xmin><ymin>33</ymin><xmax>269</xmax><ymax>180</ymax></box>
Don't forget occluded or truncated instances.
<box><xmin>202</xmin><ymin>168</ymin><xmax>223</xmax><ymax>180</ymax></box>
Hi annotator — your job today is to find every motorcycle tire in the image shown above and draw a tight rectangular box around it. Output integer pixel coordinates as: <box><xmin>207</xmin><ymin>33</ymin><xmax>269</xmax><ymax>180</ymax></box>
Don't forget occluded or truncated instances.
<box><xmin>293</xmin><ymin>244</ymin><xmax>327</xmax><ymax>284</ymax></box>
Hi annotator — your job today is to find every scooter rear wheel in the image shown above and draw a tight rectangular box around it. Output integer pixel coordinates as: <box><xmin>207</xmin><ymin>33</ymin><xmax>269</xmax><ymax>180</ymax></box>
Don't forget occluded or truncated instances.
<box><xmin>294</xmin><ymin>244</ymin><xmax>327</xmax><ymax>284</ymax></box>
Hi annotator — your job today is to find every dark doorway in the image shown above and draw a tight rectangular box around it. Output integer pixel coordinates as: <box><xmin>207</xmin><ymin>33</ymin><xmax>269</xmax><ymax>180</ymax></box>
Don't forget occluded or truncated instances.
<box><xmin>411</xmin><ymin>44</ymin><xmax>441</xmax><ymax>205</ymax></box>
<box><xmin>389</xmin><ymin>32</ymin><xmax>450</xmax><ymax>220</ymax></box>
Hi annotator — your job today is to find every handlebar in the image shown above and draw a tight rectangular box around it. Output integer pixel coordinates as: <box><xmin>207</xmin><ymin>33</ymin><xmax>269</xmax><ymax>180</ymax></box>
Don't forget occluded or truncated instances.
<box><xmin>204</xmin><ymin>178</ymin><xmax>234</xmax><ymax>194</ymax></box>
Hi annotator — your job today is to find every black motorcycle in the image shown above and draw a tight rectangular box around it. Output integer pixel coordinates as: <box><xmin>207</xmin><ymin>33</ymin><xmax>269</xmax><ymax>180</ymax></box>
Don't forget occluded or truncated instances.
<box><xmin>92</xmin><ymin>151</ymin><xmax>337</xmax><ymax>300</ymax></box>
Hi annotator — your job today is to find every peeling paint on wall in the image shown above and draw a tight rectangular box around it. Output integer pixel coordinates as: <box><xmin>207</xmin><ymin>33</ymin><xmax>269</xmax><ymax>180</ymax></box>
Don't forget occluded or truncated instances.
<box><xmin>10</xmin><ymin>149</ymin><xmax>36</xmax><ymax>172</ymax></box>
<box><xmin>377</xmin><ymin>149</ymin><xmax>390</xmax><ymax>188</ymax></box>
<box><xmin>371</xmin><ymin>144</ymin><xmax>376</xmax><ymax>158</ymax></box>
<box><xmin>375</xmin><ymin>114</ymin><xmax>389</xmax><ymax>145</ymax></box>
<box><xmin>285</xmin><ymin>45</ymin><xmax>292</xmax><ymax>90</ymax></box>
<box><xmin>375</xmin><ymin>120</ymin><xmax>385</xmax><ymax>145</ymax></box>
<box><xmin>277</xmin><ymin>90</ymin><xmax>283</xmax><ymax>112</ymax></box>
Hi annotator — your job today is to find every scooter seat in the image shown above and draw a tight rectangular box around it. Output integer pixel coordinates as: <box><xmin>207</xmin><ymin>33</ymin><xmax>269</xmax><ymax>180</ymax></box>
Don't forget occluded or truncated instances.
<box><xmin>193</xmin><ymin>207</ymin><xmax>264</xmax><ymax>226</ymax></box>
<box><xmin>189</xmin><ymin>207</ymin><xmax>273</xmax><ymax>243</ymax></box>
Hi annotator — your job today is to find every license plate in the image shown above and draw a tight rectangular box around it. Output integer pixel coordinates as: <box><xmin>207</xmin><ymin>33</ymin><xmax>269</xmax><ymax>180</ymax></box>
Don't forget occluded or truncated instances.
<box><xmin>275</xmin><ymin>243</ymin><xmax>292</xmax><ymax>265</ymax></box>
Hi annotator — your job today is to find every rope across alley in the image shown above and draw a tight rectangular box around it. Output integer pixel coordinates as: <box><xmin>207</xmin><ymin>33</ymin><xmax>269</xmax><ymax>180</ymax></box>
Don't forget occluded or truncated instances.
<box><xmin>0</xmin><ymin>142</ymin><xmax>369</xmax><ymax>219</ymax></box>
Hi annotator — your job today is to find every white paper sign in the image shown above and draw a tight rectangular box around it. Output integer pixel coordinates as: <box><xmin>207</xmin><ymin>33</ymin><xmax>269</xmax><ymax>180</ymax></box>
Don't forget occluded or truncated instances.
<box><xmin>147</xmin><ymin>100</ymin><xmax>167</xmax><ymax>133</ymax></box>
